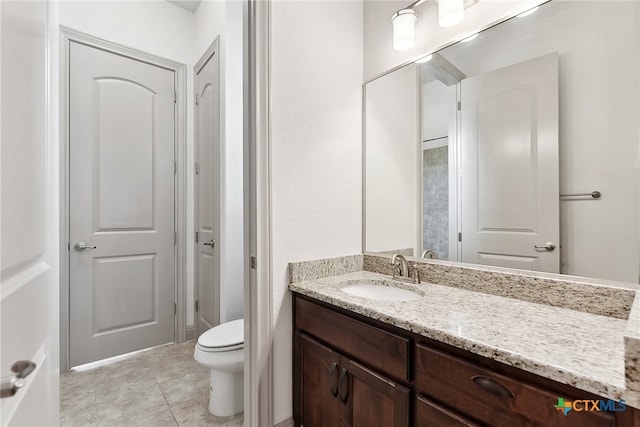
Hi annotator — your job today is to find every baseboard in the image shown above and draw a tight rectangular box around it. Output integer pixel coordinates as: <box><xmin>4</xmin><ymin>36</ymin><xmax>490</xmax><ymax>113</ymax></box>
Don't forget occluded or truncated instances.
<box><xmin>185</xmin><ymin>325</ymin><xmax>195</xmax><ymax>341</ymax></box>
<box><xmin>274</xmin><ymin>417</ymin><xmax>294</xmax><ymax>427</ymax></box>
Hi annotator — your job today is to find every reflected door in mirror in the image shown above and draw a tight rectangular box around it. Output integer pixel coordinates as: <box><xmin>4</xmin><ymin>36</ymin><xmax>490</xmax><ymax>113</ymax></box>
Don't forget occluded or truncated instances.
<box><xmin>460</xmin><ymin>54</ymin><xmax>559</xmax><ymax>272</ymax></box>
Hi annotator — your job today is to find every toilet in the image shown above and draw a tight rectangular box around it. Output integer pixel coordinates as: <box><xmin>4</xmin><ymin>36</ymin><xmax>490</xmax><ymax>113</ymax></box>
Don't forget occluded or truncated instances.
<box><xmin>194</xmin><ymin>319</ymin><xmax>244</xmax><ymax>417</ymax></box>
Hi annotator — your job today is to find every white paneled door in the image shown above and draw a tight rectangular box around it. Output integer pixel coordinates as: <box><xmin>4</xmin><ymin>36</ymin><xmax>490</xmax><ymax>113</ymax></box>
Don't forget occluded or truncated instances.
<box><xmin>194</xmin><ymin>42</ymin><xmax>221</xmax><ymax>337</ymax></box>
<box><xmin>1</xmin><ymin>0</ymin><xmax>59</xmax><ymax>425</ymax></box>
<box><xmin>460</xmin><ymin>53</ymin><xmax>560</xmax><ymax>273</ymax></box>
<box><xmin>69</xmin><ymin>41</ymin><xmax>176</xmax><ymax>366</ymax></box>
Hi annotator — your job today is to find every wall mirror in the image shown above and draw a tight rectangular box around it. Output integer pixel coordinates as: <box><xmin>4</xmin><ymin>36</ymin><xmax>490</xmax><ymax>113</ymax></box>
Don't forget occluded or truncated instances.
<box><xmin>364</xmin><ymin>0</ymin><xmax>640</xmax><ymax>283</ymax></box>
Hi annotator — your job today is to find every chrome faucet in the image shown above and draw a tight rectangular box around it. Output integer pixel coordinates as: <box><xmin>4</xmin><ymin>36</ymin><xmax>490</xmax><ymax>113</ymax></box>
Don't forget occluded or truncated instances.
<box><xmin>421</xmin><ymin>249</ymin><xmax>436</xmax><ymax>259</ymax></box>
<box><xmin>390</xmin><ymin>254</ymin><xmax>420</xmax><ymax>284</ymax></box>
<box><xmin>391</xmin><ymin>254</ymin><xmax>409</xmax><ymax>277</ymax></box>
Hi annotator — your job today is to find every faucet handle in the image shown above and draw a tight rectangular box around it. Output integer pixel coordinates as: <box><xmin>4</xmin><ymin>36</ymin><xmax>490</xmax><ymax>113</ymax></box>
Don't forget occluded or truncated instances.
<box><xmin>410</xmin><ymin>264</ymin><xmax>420</xmax><ymax>284</ymax></box>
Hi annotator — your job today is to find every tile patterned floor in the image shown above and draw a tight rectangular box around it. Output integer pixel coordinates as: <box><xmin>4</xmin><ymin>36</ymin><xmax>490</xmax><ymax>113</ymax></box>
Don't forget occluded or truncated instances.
<box><xmin>60</xmin><ymin>341</ymin><xmax>243</xmax><ymax>427</ymax></box>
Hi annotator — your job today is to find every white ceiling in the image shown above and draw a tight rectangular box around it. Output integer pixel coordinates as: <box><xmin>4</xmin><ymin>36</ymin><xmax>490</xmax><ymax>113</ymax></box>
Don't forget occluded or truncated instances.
<box><xmin>166</xmin><ymin>0</ymin><xmax>201</xmax><ymax>13</ymax></box>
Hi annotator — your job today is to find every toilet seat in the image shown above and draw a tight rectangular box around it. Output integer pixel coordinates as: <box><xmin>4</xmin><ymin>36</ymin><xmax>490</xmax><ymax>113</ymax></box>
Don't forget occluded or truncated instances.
<box><xmin>197</xmin><ymin>319</ymin><xmax>244</xmax><ymax>352</ymax></box>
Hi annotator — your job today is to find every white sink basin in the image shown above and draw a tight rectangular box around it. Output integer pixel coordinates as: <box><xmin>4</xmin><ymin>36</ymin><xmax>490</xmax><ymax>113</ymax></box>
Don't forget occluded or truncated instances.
<box><xmin>341</xmin><ymin>283</ymin><xmax>423</xmax><ymax>302</ymax></box>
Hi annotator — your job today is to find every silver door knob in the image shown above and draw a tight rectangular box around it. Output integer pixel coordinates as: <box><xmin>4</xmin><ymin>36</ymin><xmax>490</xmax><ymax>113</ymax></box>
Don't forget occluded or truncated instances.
<box><xmin>74</xmin><ymin>242</ymin><xmax>96</xmax><ymax>250</ymax></box>
<box><xmin>1</xmin><ymin>361</ymin><xmax>36</xmax><ymax>399</ymax></box>
<box><xmin>534</xmin><ymin>242</ymin><xmax>556</xmax><ymax>251</ymax></box>
<box><xmin>203</xmin><ymin>240</ymin><xmax>215</xmax><ymax>247</ymax></box>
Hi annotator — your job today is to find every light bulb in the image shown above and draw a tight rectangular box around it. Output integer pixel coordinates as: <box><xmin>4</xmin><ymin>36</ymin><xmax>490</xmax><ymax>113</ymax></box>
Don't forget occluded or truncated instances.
<box><xmin>461</xmin><ymin>33</ymin><xmax>478</xmax><ymax>43</ymax></box>
<box><xmin>392</xmin><ymin>9</ymin><xmax>417</xmax><ymax>52</ymax></box>
<box><xmin>517</xmin><ymin>6</ymin><xmax>539</xmax><ymax>18</ymax></box>
<box><xmin>439</xmin><ymin>0</ymin><xmax>464</xmax><ymax>28</ymax></box>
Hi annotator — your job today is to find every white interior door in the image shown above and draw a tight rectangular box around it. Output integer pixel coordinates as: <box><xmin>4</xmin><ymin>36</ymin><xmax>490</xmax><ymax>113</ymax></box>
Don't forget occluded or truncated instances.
<box><xmin>460</xmin><ymin>53</ymin><xmax>560</xmax><ymax>272</ymax></box>
<box><xmin>69</xmin><ymin>41</ymin><xmax>176</xmax><ymax>366</ymax></box>
<box><xmin>1</xmin><ymin>0</ymin><xmax>60</xmax><ymax>424</ymax></box>
<box><xmin>194</xmin><ymin>44</ymin><xmax>221</xmax><ymax>337</ymax></box>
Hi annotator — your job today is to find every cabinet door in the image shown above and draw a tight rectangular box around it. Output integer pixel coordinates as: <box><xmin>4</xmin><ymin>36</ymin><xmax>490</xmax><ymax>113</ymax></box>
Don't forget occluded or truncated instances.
<box><xmin>295</xmin><ymin>333</ymin><xmax>341</xmax><ymax>427</ymax></box>
<box><xmin>343</xmin><ymin>358</ymin><xmax>410</xmax><ymax>427</ymax></box>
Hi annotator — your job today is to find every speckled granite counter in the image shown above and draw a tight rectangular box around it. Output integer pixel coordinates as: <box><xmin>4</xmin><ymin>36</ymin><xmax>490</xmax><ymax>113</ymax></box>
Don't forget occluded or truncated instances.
<box><xmin>289</xmin><ymin>268</ymin><xmax>640</xmax><ymax>409</ymax></box>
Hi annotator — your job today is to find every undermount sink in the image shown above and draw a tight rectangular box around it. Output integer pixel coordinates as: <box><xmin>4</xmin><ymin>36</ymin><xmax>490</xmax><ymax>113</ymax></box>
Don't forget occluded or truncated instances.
<box><xmin>341</xmin><ymin>282</ymin><xmax>423</xmax><ymax>302</ymax></box>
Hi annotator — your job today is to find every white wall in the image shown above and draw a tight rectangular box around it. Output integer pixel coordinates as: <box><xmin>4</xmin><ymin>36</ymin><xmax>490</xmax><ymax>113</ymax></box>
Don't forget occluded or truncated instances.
<box><xmin>363</xmin><ymin>0</ymin><xmax>546</xmax><ymax>81</ymax></box>
<box><xmin>365</xmin><ymin>64</ymin><xmax>418</xmax><ymax>253</ymax></box>
<box><xmin>422</xmin><ymin>79</ymin><xmax>451</xmax><ymax>141</ymax></box>
<box><xmin>196</xmin><ymin>0</ymin><xmax>245</xmax><ymax>322</ymax></box>
<box><xmin>270</xmin><ymin>0</ymin><xmax>363</xmax><ymax>423</ymax></box>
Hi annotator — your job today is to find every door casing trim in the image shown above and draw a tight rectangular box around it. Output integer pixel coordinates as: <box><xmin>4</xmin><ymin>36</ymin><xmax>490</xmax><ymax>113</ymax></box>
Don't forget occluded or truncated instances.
<box><xmin>59</xmin><ymin>26</ymin><xmax>188</xmax><ymax>371</ymax></box>
<box><xmin>193</xmin><ymin>36</ymin><xmax>222</xmax><ymax>336</ymax></box>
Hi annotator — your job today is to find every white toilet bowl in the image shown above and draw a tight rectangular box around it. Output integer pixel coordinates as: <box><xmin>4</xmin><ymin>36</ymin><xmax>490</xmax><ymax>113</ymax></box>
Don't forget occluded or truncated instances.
<box><xmin>194</xmin><ymin>319</ymin><xmax>244</xmax><ymax>417</ymax></box>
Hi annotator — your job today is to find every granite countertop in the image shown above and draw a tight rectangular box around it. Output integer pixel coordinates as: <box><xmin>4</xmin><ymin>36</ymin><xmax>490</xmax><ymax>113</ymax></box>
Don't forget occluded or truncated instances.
<box><xmin>289</xmin><ymin>270</ymin><xmax>640</xmax><ymax>408</ymax></box>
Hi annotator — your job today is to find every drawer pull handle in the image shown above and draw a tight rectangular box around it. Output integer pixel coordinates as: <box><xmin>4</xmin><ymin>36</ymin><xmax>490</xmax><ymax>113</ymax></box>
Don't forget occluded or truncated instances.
<box><xmin>328</xmin><ymin>362</ymin><xmax>338</xmax><ymax>397</ymax></box>
<box><xmin>472</xmin><ymin>375</ymin><xmax>515</xmax><ymax>399</ymax></box>
<box><xmin>338</xmin><ymin>368</ymin><xmax>349</xmax><ymax>404</ymax></box>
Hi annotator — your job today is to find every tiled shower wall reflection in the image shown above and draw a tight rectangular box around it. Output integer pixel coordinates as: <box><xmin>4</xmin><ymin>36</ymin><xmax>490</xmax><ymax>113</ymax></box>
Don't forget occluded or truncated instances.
<box><xmin>423</xmin><ymin>144</ymin><xmax>448</xmax><ymax>260</ymax></box>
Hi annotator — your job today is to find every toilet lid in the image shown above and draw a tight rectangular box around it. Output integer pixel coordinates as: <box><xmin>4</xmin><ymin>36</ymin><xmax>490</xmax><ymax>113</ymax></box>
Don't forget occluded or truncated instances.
<box><xmin>198</xmin><ymin>319</ymin><xmax>244</xmax><ymax>349</ymax></box>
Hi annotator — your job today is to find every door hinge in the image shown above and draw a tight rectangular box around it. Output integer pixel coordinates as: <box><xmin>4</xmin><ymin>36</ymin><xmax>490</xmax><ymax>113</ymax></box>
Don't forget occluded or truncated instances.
<box><xmin>174</xmin><ymin>91</ymin><xmax>177</xmax><ymax>103</ymax></box>
<box><xmin>174</xmin><ymin>232</ymin><xmax>177</xmax><ymax>245</ymax></box>
<box><xmin>458</xmin><ymin>232</ymin><xmax>462</xmax><ymax>242</ymax></box>
<box><xmin>250</xmin><ymin>256</ymin><xmax>257</xmax><ymax>270</ymax></box>
<box><xmin>195</xmin><ymin>231</ymin><xmax>199</xmax><ymax>243</ymax></box>
<box><xmin>194</xmin><ymin>93</ymin><xmax>199</xmax><ymax>105</ymax></box>
<box><xmin>457</xmin><ymin>101</ymin><xmax>461</xmax><ymax>111</ymax></box>
<box><xmin>195</xmin><ymin>300</ymin><xmax>199</xmax><ymax>312</ymax></box>
<box><xmin>67</xmin><ymin>242</ymin><xmax>70</xmax><ymax>251</ymax></box>
<box><xmin>174</xmin><ymin>303</ymin><xmax>177</xmax><ymax>315</ymax></box>
<box><xmin>174</xmin><ymin>161</ymin><xmax>177</xmax><ymax>174</ymax></box>
<box><xmin>195</xmin><ymin>162</ymin><xmax>200</xmax><ymax>175</ymax></box>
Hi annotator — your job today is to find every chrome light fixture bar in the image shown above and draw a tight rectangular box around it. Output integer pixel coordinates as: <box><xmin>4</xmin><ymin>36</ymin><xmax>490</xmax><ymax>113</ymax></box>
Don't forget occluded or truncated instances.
<box><xmin>392</xmin><ymin>0</ymin><xmax>479</xmax><ymax>52</ymax></box>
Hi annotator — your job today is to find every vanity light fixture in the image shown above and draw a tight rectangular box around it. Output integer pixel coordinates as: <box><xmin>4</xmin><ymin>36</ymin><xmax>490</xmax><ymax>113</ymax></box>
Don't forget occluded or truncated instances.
<box><xmin>392</xmin><ymin>9</ymin><xmax>418</xmax><ymax>51</ymax></box>
<box><xmin>415</xmin><ymin>54</ymin><xmax>433</xmax><ymax>64</ymax></box>
<box><xmin>517</xmin><ymin>6</ymin><xmax>539</xmax><ymax>18</ymax></box>
<box><xmin>392</xmin><ymin>0</ymin><xmax>479</xmax><ymax>52</ymax></box>
<box><xmin>461</xmin><ymin>33</ymin><xmax>479</xmax><ymax>43</ymax></box>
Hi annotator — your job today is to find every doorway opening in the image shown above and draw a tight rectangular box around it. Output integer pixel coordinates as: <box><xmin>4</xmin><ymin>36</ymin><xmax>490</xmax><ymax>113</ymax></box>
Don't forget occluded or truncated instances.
<box><xmin>60</xmin><ymin>28</ymin><xmax>189</xmax><ymax>370</ymax></box>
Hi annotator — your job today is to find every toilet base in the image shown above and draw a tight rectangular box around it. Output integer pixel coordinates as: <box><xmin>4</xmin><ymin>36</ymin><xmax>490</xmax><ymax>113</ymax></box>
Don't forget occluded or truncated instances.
<box><xmin>209</xmin><ymin>369</ymin><xmax>244</xmax><ymax>417</ymax></box>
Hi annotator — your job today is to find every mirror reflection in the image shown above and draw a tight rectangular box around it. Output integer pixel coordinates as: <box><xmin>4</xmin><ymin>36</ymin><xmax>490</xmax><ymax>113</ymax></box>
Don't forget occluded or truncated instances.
<box><xmin>364</xmin><ymin>0</ymin><xmax>639</xmax><ymax>283</ymax></box>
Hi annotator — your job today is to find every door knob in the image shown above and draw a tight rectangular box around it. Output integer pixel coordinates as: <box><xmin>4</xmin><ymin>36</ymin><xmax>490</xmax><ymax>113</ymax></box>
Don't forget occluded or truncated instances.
<box><xmin>203</xmin><ymin>240</ymin><xmax>215</xmax><ymax>247</ymax></box>
<box><xmin>1</xmin><ymin>361</ymin><xmax>36</xmax><ymax>399</ymax></box>
<box><xmin>74</xmin><ymin>242</ymin><xmax>96</xmax><ymax>250</ymax></box>
<box><xmin>534</xmin><ymin>242</ymin><xmax>556</xmax><ymax>251</ymax></box>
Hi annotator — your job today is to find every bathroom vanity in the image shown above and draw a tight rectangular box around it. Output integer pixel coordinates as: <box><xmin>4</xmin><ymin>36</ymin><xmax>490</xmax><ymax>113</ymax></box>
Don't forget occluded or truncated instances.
<box><xmin>289</xmin><ymin>255</ymin><xmax>640</xmax><ymax>427</ymax></box>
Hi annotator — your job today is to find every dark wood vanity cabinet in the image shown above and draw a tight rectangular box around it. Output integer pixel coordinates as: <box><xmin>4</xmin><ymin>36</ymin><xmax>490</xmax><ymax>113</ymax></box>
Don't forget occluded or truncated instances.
<box><xmin>293</xmin><ymin>296</ymin><xmax>410</xmax><ymax>427</ymax></box>
<box><xmin>414</xmin><ymin>344</ymin><xmax>626</xmax><ymax>427</ymax></box>
<box><xmin>295</xmin><ymin>332</ymin><xmax>410</xmax><ymax>427</ymax></box>
<box><xmin>295</xmin><ymin>334</ymin><xmax>341</xmax><ymax>427</ymax></box>
<box><xmin>292</xmin><ymin>294</ymin><xmax>639</xmax><ymax>427</ymax></box>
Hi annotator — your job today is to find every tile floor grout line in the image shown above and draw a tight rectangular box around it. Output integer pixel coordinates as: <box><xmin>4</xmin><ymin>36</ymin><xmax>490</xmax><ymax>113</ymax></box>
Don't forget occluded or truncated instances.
<box><xmin>157</xmin><ymin>377</ymin><xmax>181</xmax><ymax>427</ymax></box>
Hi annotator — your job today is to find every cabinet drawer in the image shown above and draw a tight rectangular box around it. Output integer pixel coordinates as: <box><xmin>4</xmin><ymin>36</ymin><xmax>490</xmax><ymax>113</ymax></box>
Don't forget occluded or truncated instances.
<box><xmin>415</xmin><ymin>344</ymin><xmax>616</xmax><ymax>427</ymax></box>
<box><xmin>295</xmin><ymin>297</ymin><xmax>410</xmax><ymax>382</ymax></box>
<box><xmin>416</xmin><ymin>395</ymin><xmax>480</xmax><ymax>427</ymax></box>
